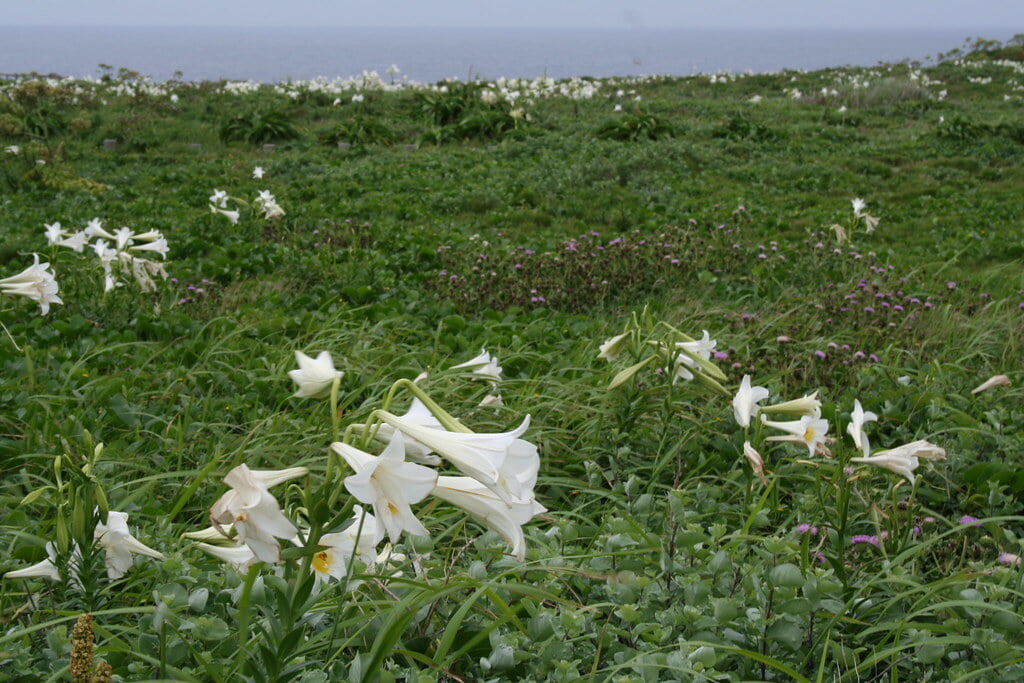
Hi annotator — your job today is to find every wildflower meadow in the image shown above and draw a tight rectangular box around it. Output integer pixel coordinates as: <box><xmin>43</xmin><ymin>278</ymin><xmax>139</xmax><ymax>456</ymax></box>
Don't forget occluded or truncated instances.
<box><xmin>2</xmin><ymin>38</ymin><xmax>1024</xmax><ymax>681</ymax></box>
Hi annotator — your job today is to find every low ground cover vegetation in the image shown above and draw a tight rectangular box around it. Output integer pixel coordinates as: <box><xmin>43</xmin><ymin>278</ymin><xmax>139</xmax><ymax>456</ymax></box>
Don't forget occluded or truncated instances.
<box><xmin>1</xmin><ymin>39</ymin><xmax>1023</xmax><ymax>681</ymax></box>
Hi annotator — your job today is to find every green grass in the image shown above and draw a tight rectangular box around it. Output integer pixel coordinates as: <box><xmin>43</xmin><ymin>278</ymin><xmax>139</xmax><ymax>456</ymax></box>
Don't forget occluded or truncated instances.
<box><xmin>1</xmin><ymin>46</ymin><xmax>1024</xmax><ymax>681</ymax></box>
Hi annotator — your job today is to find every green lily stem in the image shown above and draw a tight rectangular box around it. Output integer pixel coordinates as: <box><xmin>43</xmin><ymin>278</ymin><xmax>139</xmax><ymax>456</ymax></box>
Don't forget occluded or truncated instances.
<box><xmin>325</xmin><ymin>376</ymin><xmax>341</xmax><ymax>484</ymax></box>
<box><xmin>235</xmin><ymin>563</ymin><xmax>260</xmax><ymax>671</ymax></box>
<box><xmin>0</xmin><ymin>319</ymin><xmax>23</xmax><ymax>352</ymax></box>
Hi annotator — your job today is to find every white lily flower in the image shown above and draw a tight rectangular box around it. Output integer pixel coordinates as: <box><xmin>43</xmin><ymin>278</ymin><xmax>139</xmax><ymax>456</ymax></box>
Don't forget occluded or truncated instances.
<box><xmin>113</xmin><ymin>226</ymin><xmax>135</xmax><ymax>251</ymax></box>
<box><xmin>4</xmin><ymin>542</ymin><xmax>63</xmax><ymax>581</ymax></box>
<box><xmin>209</xmin><ymin>464</ymin><xmax>307</xmax><ymax>563</ymax></box>
<box><xmin>0</xmin><ymin>254</ymin><xmax>62</xmax><ymax>315</ymax></box>
<box><xmin>253</xmin><ymin>166</ymin><xmax>265</xmax><ymax>179</ymax></box>
<box><xmin>94</xmin><ymin>511</ymin><xmax>165</xmax><ymax>579</ymax></box>
<box><xmin>872</xmin><ymin>439</ymin><xmax>945</xmax><ymax>462</ymax></box>
<box><xmin>862</xmin><ymin>214</ymin><xmax>880</xmax><ymax>232</ymax></box>
<box><xmin>479</xmin><ymin>393</ymin><xmax>503</xmax><ymax>407</ymax></box>
<box><xmin>852</xmin><ymin>198</ymin><xmax>867</xmax><ymax>217</ymax></box>
<box><xmin>195</xmin><ymin>542</ymin><xmax>257</xmax><ymax>572</ymax></box>
<box><xmin>732</xmin><ymin>375</ymin><xmax>770</xmax><ymax>428</ymax></box>
<box><xmin>669</xmin><ymin>330</ymin><xmax>717</xmax><ymax>383</ymax></box>
<box><xmin>356</xmin><ymin>398</ymin><xmax>444</xmax><ymax>465</ymax></box>
<box><xmin>376</xmin><ymin>410</ymin><xmax>538</xmax><ymax>504</ymax></box>
<box><xmin>44</xmin><ymin>222</ymin><xmax>65</xmax><ymax>245</ymax></box>
<box><xmin>209</xmin><ymin>205</ymin><xmax>240</xmax><ymax>224</ymax></box>
<box><xmin>209</xmin><ymin>189</ymin><xmax>229</xmax><ymax>208</ymax></box>
<box><xmin>759</xmin><ymin>391</ymin><xmax>821</xmax><ymax>417</ymax></box>
<box><xmin>183</xmin><ymin>523</ymin><xmax>235</xmax><ymax>543</ymax></box>
<box><xmin>57</xmin><ymin>231</ymin><xmax>88</xmax><ymax>253</ymax></box>
<box><xmin>762</xmin><ymin>410</ymin><xmax>830</xmax><ymax>457</ymax></box>
<box><xmin>331</xmin><ymin>432</ymin><xmax>437</xmax><ymax>543</ymax></box>
<box><xmin>850</xmin><ymin>451</ymin><xmax>919</xmax><ymax>484</ymax></box>
<box><xmin>130</xmin><ymin>237</ymin><xmax>169</xmax><ymax>259</ymax></box>
<box><xmin>847</xmin><ymin>400</ymin><xmax>878</xmax><ymax>458</ymax></box>
<box><xmin>432</xmin><ymin>475</ymin><xmax>546</xmax><ymax>561</ymax></box>
<box><xmin>84</xmin><ymin>218</ymin><xmax>115</xmax><ymax>240</ymax></box>
<box><xmin>743</xmin><ymin>441</ymin><xmax>768</xmax><ymax>486</ymax></box>
<box><xmin>597</xmin><ymin>332</ymin><xmax>629</xmax><ymax>362</ymax></box>
<box><xmin>305</xmin><ymin>505</ymin><xmax>384</xmax><ymax>584</ymax></box>
<box><xmin>288</xmin><ymin>350</ymin><xmax>343</xmax><ymax>398</ymax></box>
<box><xmin>451</xmin><ymin>348</ymin><xmax>503</xmax><ymax>382</ymax></box>
<box><xmin>972</xmin><ymin>375</ymin><xmax>1011</xmax><ymax>394</ymax></box>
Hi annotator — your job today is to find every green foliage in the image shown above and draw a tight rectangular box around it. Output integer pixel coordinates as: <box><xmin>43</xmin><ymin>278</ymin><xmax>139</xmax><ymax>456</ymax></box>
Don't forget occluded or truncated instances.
<box><xmin>595</xmin><ymin>109</ymin><xmax>673</xmax><ymax>141</ymax></box>
<box><xmin>219</xmin><ymin>107</ymin><xmax>300</xmax><ymax>145</ymax></box>
<box><xmin>319</xmin><ymin>116</ymin><xmax>394</xmax><ymax>147</ymax></box>
<box><xmin>2</xmin><ymin>50</ymin><xmax>1024</xmax><ymax>680</ymax></box>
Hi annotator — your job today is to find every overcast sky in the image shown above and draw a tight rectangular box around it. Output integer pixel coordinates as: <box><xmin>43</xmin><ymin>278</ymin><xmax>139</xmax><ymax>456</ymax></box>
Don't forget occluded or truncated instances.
<box><xmin>8</xmin><ymin>0</ymin><xmax>1024</xmax><ymax>29</ymax></box>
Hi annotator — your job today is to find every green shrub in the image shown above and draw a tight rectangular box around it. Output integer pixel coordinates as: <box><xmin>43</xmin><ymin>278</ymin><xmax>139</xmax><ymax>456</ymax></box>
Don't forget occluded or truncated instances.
<box><xmin>595</xmin><ymin>110</ymin><xmax>673</xmax><ymax>141</ymax></box>
<box><xmin>219</xmin><ymin>107</ymin><xmax>300</xmax><ymax>145</ymax></box>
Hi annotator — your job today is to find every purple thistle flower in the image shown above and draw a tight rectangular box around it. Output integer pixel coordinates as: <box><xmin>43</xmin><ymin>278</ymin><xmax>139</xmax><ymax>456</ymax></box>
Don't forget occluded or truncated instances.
<box><xmin>959</xmin><ymin>515</ymin><xmax>981</xmax><ymax>527</ymax></box>
<box><xmin>814</xmin><ymin>350</ymin><xmax>827</xmax><ymax>359</ymax></box>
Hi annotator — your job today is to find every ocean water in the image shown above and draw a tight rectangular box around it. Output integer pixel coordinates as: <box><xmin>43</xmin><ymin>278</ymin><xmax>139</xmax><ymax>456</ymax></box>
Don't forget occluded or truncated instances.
<box><xmin>0</xmin><ymin>26</ymin><xmax>1010</xmax><ymax>83</ymax></box>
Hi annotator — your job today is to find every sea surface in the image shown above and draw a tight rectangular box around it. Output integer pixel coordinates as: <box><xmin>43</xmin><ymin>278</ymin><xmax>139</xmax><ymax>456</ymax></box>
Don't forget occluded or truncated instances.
<box><xmin>0</xmin><ymin>26</ymin><xmax>1012</xmax><ymax>83</ymax></box>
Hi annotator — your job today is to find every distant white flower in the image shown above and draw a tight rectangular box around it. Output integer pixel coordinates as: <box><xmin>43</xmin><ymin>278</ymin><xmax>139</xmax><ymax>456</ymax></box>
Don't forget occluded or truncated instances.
<box><xmin>852</xmin><ymin>198</ymin><xmax>867</xmax><ymax>217</ymax></box>
<box><xmin>113</xmin><ymin>226</ymin><xmax>135</xmax><ymax>250</ymax></box>
<box><xmin>670</xmin><ymin>330</ymin><xmax>716</xmax><ymax>383</ymax></box>
<box><xmin>130</xmin><ymin>237</ymin><xmax>169</xmax><ymax>259</ymax></box>
<box><xmin>847</xmin><ymin>399</ymin><xmax>878</xmax><ymax>458</ymax></box>
<box><xmin>84</xmin><ymin>218</ymin><xmax>115</xmax><ymax>240</ymax></box>
<box><xmin>4</xmin><ymin>145</ymin><xmax>20</xmax><ymax>155</ymax></box>
<box><xmin>749</xmin><ymin>95</ymin><xmax>763</xmax><ymax>103</ymax></box>
<box><xmin>94</xmin><ymin>511</ymin><xmax>165</xmax><ymax>579</ymax></box>
<box><xmin>732</xmin><ymin>375</ymin><xmax>770</xmax><ymax>428</ymax></box>
<box><xmin>210</xmin><ymin>205</ymin><xmax>240</xmax><ymax>224</ymax></box>
<box><xmin>288</xmin><ymin>350</ymin><xmax>342</xmax><ymax>399</ymax></box>
<box><xmin>252</xmin><ymin>166</ymin><xmax>265</xmax><ymax>179</ymax></box>
<box><xmin>209</xmin><ymin>465</ymin><xmax>307</xmax><ymax>563</ymax></box>
<box><xmin>613</xmin><ymin>104</ymin><xmax>622</xmax><ymax>111</ymax></box>
<box><xmin>597</xmin><ymin>332</ymin><xmax>629</xmax><ymax>362</ymax></box>
<box><xmin>451</xmin><ymin>348</ymin><xmax>503</xmax><ymax>382</ymax></box>
<box><xmin>479</xmin><ymin>393</ymin><xmax>503</xmax><ymax>407</ymax></box>
<box><xmin>209</xmin><ymin>189</ymin><xmax>229</xmax><ymax>208</ymax></box>
<box><xmin>432</xmin><ymin>475</ymin><xmax>546</xmax><ymax>561</ymax></box>
<box><xmin>352</xmin><ymin>93</ymin><xmax>365</xmax><ymax>103</ymax></box>
<box><xmin>0</xmin><ymin>254</ymin><xmax>62</xmax><ymax>315</ymax></box>
<box><xmin>386</xmin><ymin>64</ymin><xmax>400</xmax><ymax>75</ymax></box>
<box><xmin>331</xmin><ymin>432</ymin><xmax>438</xmax><ymax>543</ymax></box>
<box><xmin>44</xmin><ymin>222</ymin><xmax>65</xmax><ymax>245</ymax></box>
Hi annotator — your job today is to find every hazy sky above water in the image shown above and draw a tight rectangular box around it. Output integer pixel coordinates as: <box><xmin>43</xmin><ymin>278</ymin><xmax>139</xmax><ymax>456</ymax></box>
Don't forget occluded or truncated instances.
<box><xmin>9</xmin><ymin>0</ymin><xmax>1024</xmax><ymax>29</ymax></box>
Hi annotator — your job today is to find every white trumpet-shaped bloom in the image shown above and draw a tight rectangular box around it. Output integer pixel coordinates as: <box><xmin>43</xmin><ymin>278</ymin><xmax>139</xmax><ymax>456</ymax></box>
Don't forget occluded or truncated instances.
<box><xmin>872</xmin><ymin>439</ymin><xmax>946</xmax><ymax>462</ymax></box>
<box><xmin>94</xmin><ymin>511</ymin><xmax>165</xmax><ymax>579</ymax></box>
<box><xmin>355</xmin><ymin>398</ymin><xmax>444</xmax><ymax>465</ymax></box>
<box><xmin>331</xmin><ymin>432</ymin><xmax>437</xmax><ymax>543</ymax></box>
<box><xmin>209</xmin><ymin>205</ymin><xmax>240</xmax><ymax>224</ymax></box>
<box><xmin>759</xmin><ymin>391</ymin><xmax>822</xmax><ymax>417</ymax></box>
<box><xmin>195</xmin><ymin>542</ymin><xmax>257</xmax><ymax>572</ymax></box>
<box><xmin>0</xmin><ymin>254</ymin><xmax>62</xmax><ymax>315</ymax></box>
<box><xmin>209</xmin><ymin>465</ymin><xmax>307</xmax><ymax>563</ymax></box>
<box><xmin>597</xmin><ymin>333</ymin><xmax>629</xmax><ymax>362</ymax></box>
<box><xmin>846</xmin><ymin>400</ymin><xmax>878</xmax><ymax>458</ymax></box>
<box><xmin>306</xmin><ymin>505</ymin><xmax>384</xmax><ymax>584</ymax></box>
<box><xmin>732</xmin><ymin>375</ymin><xmax>770</xmax><ymax>428</ymax></box>
<box><xmin>432</xmin><ymin>476</ymin><xmax>546</xmax><ymax>561</ymax></box>
<box><xmin>376</xmin><ymin>410</ymin><xmax>538</xmax><ymax>504</ymax></box>
<box><xmin>288</xmin><ymin>350</ymin><xmax>342</xmax><ymax>399</ymax></box>
<box><xmin>762</xmin><ymin>410</ymin><xmax>830</xmax><ymax>457</ymax></box>
<box><xmin>850</xmin><ymin>451</ymin><xmax>919</xmax><ymax>484</ymax></box>
<box><xmin>4</xmin><ymin>542</ymin><xmax>63</xmax><ymax>582</ymax></box>
<box><xmin>451</xmin><ymin>348</ymin><xmax>503</xmax><ymax>382</ymax></box>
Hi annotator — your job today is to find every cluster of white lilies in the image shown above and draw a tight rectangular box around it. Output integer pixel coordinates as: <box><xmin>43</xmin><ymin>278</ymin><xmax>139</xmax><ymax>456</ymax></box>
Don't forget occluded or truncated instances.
<box><xmin>209</xmin><ymin>179</ymin><xmax>285</xmax><ymax>225</ymax></box>
<box><xmin>4</xmin><ymin>347</ymin><xmax>546</xmax><ymax>587</ymax></box>
<box><xmin>0</xmin><ymin>254</ymin><xmax>62</xmax><ymax>316</ymax></box>
<box><xmin>597</xmin><ymin>312</ymin><xmax>945</xmax><ymax>488</ymax></box>
<box><xmin>45</xmin><ymin>218</ymin><xmax>170</xmax><ymax>293</ymax></box>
